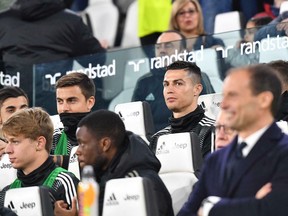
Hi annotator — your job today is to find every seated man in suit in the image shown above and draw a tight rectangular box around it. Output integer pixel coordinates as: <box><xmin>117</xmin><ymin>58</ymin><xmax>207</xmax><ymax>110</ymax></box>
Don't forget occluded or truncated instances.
<box><xmin>0</xmin><ymin>107</ymin><xmax>79</xmax><ymax>213</ymax></box>
<box><xmin>178</xmin><ymin>64</ymin><xmax>288</xmax><ymax>216</ymax></box>
<box><xmin>54</xmin><ymin>110</ymin><xmax>174</xmax><ymax>216</ymax></box>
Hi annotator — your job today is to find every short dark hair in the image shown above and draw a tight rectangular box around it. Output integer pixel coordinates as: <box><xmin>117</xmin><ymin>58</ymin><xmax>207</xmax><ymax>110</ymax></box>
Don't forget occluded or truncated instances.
<box><xmin>0</xmin><ymin>87</ymin><xmax>28</xmax><ymax>107</ymax></box>
<box><xmin>249</xmin><ymin>16</ymin><xmax>273</xmax><ymax>27</ymax></box>
<box><xmin>247</xmin><ymin>64</ymin><xmax>281</xmax><ymax>117</ymax></box>
<box><xmin>56</xmin><ymin>72</ymin><xmax>95</xmax><ymax>100</ymax></box>
<box><xmin>166</xmin><ymin>60</ymin><xmax>202</xmax><ymax>83</ymax></box>
<box><xmin>78</xmin><ymin>110</ymin><xmax>126</xmax><ymax>148</ymax></box>
<box><xmin>267</xmin><ymin>60</ymin><xmax>288</xmax><ymax>87</ymax></box>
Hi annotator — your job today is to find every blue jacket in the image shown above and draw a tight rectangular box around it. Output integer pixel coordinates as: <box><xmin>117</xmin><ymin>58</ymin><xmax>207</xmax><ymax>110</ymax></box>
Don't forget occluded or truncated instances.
<box><xmin>178</xmin><ymin>122</ymin><xmax>288</xmax><ymax>216</ymax></box>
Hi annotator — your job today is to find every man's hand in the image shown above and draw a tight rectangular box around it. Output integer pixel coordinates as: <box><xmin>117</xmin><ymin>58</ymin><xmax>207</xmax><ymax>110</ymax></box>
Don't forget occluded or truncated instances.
<box><xmin>197</xmin><ymin>207</ymin><xmax>203</xmax><ymax>216</ymax></box>
<box><xmin>276</xmin><ymin>18</ymin><xmax>288</xmax><ymax>35</ymax></box>
<box><xmin>255</xmin><ymin>182</ymin><xmax>272</xmax><ymax>199</ymax></box>
<box><xmin>54</xmin><ymin>198</ymin><xmax>78</xmax><ymax>216</ymax></box>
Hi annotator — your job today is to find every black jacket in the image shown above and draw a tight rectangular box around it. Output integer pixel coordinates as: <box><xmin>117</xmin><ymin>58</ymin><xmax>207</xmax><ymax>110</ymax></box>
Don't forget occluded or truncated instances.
<box><xmin>150</xmin><ymin>105</ymin><xmax>215</xmax><ymax>158</ymax></box>
<box><xmin>0</xmin><ymin>157</ymin><xmax>79</xmax><ymax>209</ymax></box>
<box><xmin>96</xmin><ymin>131</ymin><xmax>174</xmax><ymax>216</ymax></box>
<box><xmin>0</xmin><ymin>0</ymin><xmax>105</xmax><ymax>74</ymax></box>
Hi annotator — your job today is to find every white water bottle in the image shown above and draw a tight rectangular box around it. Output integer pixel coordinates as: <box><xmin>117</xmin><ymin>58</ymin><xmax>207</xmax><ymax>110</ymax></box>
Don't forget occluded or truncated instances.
<box><xmin>78</xmin><ymin>165</ymin><xmax>99</xmax><ymax>216</ymax></box>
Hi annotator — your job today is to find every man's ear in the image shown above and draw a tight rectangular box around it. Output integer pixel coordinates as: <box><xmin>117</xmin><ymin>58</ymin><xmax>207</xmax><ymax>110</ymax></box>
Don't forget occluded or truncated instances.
<box><xmin>36</xmin><ymin>136</ymin><xmax>46</xmax><ymax>151</ymax></box>
<box><xmin>101</xmin><ymin>137</ymin><xmax>112</xmax><ymax>152</ymax></box>
<box><xmin>87</xmin><ymin>96</ymin><xmax>95</xmax><ymax>111</ymax></box>
<box><xmin>194</xmin><ymin>83</ymin><xmax>203</xmax><ymax>96</ymax></box>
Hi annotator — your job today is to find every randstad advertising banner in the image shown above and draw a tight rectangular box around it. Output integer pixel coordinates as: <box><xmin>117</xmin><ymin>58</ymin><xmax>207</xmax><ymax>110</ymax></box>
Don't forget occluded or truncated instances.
<box><xmin>1</xmin><ymin>33</ymin><xmax>288</xmax><ymax>115</ymax></box>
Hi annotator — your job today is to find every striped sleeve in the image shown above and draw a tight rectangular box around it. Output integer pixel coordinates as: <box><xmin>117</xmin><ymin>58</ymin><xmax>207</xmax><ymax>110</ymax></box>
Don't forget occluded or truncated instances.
<box><xmin>52</xmin><ymin>172</ymin><xmax>79</xmax><ymax>207</ymax></box>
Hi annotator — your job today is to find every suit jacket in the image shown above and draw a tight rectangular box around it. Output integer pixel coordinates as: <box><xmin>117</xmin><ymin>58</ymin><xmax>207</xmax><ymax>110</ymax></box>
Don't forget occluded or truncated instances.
<box><xmin>178</xmin><ymin>122</ymin><xmax>288</xmax><ymax>216</ymax></box>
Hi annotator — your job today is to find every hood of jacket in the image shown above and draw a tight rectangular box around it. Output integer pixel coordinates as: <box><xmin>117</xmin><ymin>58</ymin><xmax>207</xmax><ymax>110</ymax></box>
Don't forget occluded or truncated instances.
<box><xmin>11</xmin><ymin>0</ymin><xmax>65</xmax><ymax>21</ymax></box>
<box><xmin>97</xmin><ymin>131</ymin><xmax>161</xmax><ymax>181</ymax></box>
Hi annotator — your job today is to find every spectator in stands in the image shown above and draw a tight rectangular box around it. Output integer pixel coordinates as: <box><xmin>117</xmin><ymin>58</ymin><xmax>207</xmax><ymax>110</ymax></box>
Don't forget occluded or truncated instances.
<box><xmin>55</xmin><ymin>109</ymin><xmax>174</xmax><ymax>216</ymax></box>
<box><xmin>0</xmin><ymin>87</ymin><xmax>29</xmax><ymax>160</ymax></box>
<box><xmin>137</xmin><ymin>0</ymin><xmax>173</xmax><ymax>58</ymax></box>
<box><xmin>214</xmin><ymin>110</ymin><xmax>236</xmax><ymax>150</ymax></box>
<box><xmin>177</xmin><ymin>64</ymin><xmax>288</xmax><ymax>216</ymax></box>
<box><xmin>169</xmin><ymin>0</ymin><xmax>225</xmax><ymax>51</ymax></box>
<box><xmin>254</xmin><ymin>10</ymin><xmax>288</xmax><ymax>41</ymax></box>
<box><xmin>149</xmin><ymin>61</ymin><xmax>215</xmax><ymax>158</ymax></box>
<box><xmin>267</xmin><ymin>60</ymin><xmax>288</xmax><ymax>121</ymax></box>
<box><xmin>133</xmin><ymin>30</ymin><xmax>215</xmax><ymax>132</ymax></box>
<box><xmin>138</xmin><ymin>0</ymin><xmax>172</xmax><ymax>46</ymax></box>
<box><xmin>225</xmin><ymin>15</ymin><xmax>273</xmax><ymax>68</ymax></box>
<box><xmin>51</xmin><ymin>72</ymin><xmax>95</xmax><ymax>170</ymax></box>
<box><xmin>254</xmin><ymin>0</ymin><xmax>285</xmax><ymax>19</ymax></box>
<box><xmin>0</xmin><ymin>0</ymin><xmax>106</xmax><ymax>106</ymax></box>
<box><xmin>0</xmin><ymin>107</ymin><xmax>79</xmax><ymax>212</ymax></box>
<box><xmin>199</xmin><ymin>0</ymin><xmax>267</xmax><ymax>34</ymax></box>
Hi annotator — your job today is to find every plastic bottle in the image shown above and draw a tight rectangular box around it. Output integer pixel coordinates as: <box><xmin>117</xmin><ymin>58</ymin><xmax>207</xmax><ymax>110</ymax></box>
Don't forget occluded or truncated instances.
<box><xmin>78</xmin><ymin>165</ymin><xmax>99</xmax><ymax>216</ymax></box>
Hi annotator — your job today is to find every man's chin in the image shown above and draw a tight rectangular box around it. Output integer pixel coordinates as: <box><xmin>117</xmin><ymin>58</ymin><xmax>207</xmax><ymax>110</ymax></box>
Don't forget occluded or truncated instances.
<box><xmin>79</xmin><ymin>161</ymin><xmax>86</xmax><ymax>169</ymax></box>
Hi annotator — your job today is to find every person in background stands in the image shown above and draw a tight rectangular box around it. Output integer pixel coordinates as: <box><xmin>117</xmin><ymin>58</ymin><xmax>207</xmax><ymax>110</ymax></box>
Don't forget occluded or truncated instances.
<box><xmin>0</xmin><ymin>0</ymin><xmax>106</xmax><ymax>107</ymax></box>
<box><xmin>225</xmin><ymin>15</ymin><xmax>273</xmax><ymax>69</ymax></box>
<box><xmin>169</xmin><ymin>0</ymin><xmax>224</xmax><ymax>51</ymax></box>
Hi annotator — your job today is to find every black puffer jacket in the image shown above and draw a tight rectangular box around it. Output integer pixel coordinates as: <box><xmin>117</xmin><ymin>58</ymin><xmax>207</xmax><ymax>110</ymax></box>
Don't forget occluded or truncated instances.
<box><xmin>150</xmin><ymin>105</ymin><xmax>215</xmax><ymax>158</ymax></box>
<box><xmin>0</xmin><ymin>157</ymin><xmax>79</xmax><ymax>209</ymax></box>
<box><xmin>0</xmin><ymin>0</ymin><xmax>105</xmax><ymax>73</ymax></box>
<box><xmin>96</xmin><ymin>131</ymin><xmax>174</xmax><ymax>216</ymax></box>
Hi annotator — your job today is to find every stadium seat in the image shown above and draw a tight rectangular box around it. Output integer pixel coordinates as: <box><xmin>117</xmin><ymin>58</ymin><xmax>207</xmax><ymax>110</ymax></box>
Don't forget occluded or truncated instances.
<box><xmin>4</xmin><ymin>186</ymin><xmax>54</xmax><ymax>216</ymax></box>
<box><xmin>195</xmin><ymin>48</ymin><xmax>223</xmax><ymax>92</ymax></box>
<box><xmin>0</xmin><ymin>154</ymin><xmax>17</xmax><ymax>190</ymax></box>
<box><xmin>198</xmin><ymin>93</ymin><xmax>223</xmax><ymax>120</ymax></box>
<box><xmin>102</xmin><ymin>177</ymin><xmax>159</xmax><ymax>216</ymax></box>
<box><xmin>214</xmin><ymin>11</ymin><xmax>244</xmax><ymax>46</ymax></box>
<box><xmin>83</xmin><ymin>0</ymin><xmax>119</xmax><ymax>48</ymax></box>
<box><xmin>50</xmin><ymin>114</ymin><xmax>63</xmax><ymax>130</ymax></box>
<box><xmin>114</xmin><ymin>101</ymin><xmax>155</xmax><ymax>143</ymax></box>
<box><xmin>121</xmin><ymin>0</ymin><xmax>140</xmax><ymax>47</ymax></box>
<box><xmin>277</xmin><ymin>121</ymin><xmax>288</xmax><ymax>134</ymax></box>
<box><xmin>280</xmin><ymin>1</ymin><xmax>288</xmax><ymax>14</ymax></box>
<box><xmin>67</xmin><ymin>146</ymin><xmax>80</xmax><ymax>179</ymax></box>
<box><xmin>155</xmin><ymin>132</ymin><xmax>202</xmax><ymax>214</ymax></box>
